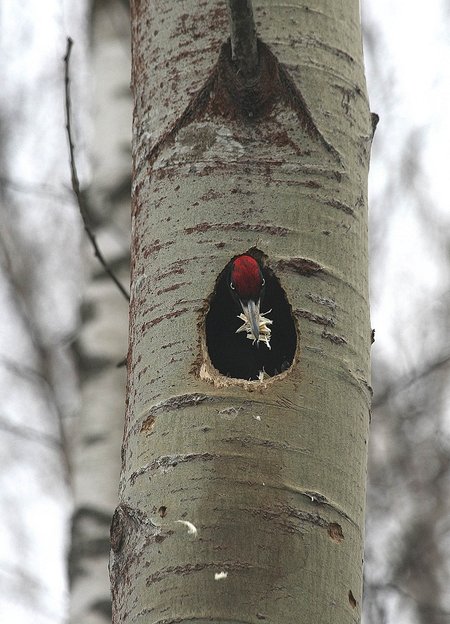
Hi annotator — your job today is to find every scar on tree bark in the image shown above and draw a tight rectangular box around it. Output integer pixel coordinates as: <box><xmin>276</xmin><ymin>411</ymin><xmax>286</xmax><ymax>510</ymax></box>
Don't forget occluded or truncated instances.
<box><xmin>148</xmin><ymin>30</ymin><xmax>340</xmax><ymax>167</ymax></box>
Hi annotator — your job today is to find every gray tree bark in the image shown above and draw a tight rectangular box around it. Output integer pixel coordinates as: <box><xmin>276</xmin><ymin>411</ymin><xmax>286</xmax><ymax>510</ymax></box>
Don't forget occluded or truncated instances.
<box><xmin>111</xmin><ymin>1</ymin><xmax>373</xmax><ymax>622</ymax></box>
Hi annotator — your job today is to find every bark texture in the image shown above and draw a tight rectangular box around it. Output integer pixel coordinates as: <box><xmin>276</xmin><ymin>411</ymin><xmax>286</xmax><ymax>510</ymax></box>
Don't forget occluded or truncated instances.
<box><xmin>112</xmin><ymin>1</ymin><xmax>372</xmax><ymax>622</ymax></box>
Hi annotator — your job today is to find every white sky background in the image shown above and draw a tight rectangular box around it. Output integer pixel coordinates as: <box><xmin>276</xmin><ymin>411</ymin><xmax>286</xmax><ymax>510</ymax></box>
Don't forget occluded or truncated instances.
<box><xmin>364</xmin><ymin>0</ymin><xmax>450</xmax><ymax>371</ymax></box>
<box><xmin>0</xmin><ymin>0</ymin><xmax>449</xmax><ymax>622</ymax></box>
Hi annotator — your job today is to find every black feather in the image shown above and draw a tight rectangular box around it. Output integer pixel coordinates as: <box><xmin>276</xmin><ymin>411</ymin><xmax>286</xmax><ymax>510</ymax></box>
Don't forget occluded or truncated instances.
<box><xmin>206</xmin><ymin>260</ymin><xmax>297</xmax><ymax>380</ymax></box>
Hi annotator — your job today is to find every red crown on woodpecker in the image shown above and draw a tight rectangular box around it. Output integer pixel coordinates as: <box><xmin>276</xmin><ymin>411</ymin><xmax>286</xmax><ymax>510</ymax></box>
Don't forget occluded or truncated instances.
<box><xmin>230</xmin><ymin>255</ymin><xmax>264</xmax><ymax>301</ymax></box>
<box><xmin>205</xmin><ymin>251</ymin><xmax>297</xmax><ymax>378</ymax></box>
<box><xmin>229</xmin><ymin>255</ymin><xmax>265</xmax><ymax>343</ymax></box>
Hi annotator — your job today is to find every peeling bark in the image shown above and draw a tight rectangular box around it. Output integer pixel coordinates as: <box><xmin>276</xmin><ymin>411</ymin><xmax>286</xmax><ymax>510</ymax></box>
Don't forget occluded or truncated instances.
<box><xmin>114</xmin><ymin>1</ymin><xmax>373</xmax><ymax>622</ymax></box>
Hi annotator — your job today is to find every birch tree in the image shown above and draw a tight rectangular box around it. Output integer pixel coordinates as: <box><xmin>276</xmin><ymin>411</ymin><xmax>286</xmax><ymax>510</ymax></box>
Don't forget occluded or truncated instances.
<box><xmin>68</xmin><ymin>2</ymin><xmax>131</xmax><ymax>623</ymax></box>
<box><xmin>111</xmin><ymin>1</ymin><xmax>373</xmax><ymax>622</ymax></box>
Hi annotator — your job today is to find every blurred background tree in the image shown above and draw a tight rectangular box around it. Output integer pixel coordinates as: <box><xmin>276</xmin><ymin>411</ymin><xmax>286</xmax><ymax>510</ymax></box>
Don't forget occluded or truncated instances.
<box><xmin>0</xmin><ymin>1</ymin><xmax>449</xmax><ymax>623</ymax></box>
<box><xmin>363</xmin><ymin>2</ymin><xmax>450</xmax><ymax>623</ymax></box>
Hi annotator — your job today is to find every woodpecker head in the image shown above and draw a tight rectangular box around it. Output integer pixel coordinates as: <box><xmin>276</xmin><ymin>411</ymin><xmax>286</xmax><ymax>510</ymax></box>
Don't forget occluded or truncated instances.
<box><xmin>229</xmin><ymin>255</ymin><xmax>265</xmax><ymax>341</ymax></box>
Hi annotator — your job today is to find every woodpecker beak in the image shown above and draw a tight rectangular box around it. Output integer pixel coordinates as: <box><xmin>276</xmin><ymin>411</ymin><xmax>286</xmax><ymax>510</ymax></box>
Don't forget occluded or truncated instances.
<box><xmin>240</xmin><ymin>299</ymin><xmax>260</xmax><ymax>342</ymax></box>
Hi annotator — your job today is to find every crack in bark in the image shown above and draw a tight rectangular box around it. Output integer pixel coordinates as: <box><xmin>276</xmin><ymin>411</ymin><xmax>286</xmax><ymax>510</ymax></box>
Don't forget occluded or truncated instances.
<box><xmin>272</xmin><ymin>257</ymin><xmax>324</xmax><ymax>276</ymax></box>
<box><xmin>244</xmin><ymin>502</ymin><xmax>349</xmax><ymax>536</ymax></box>
<box><xmin>110</xmin><ymin>503</ymin><xmax>160</xmax><ymax>553</ymax></box>
<box><xmin>146</xmin><ymin>560</ymin><xmax>254</xmax><ymax>585</ymax></box>
<box><xmin>143</xmin><ymin>618</ymin><xmax>258</xmax><ymax>624</ymax></box>
<box><xmin>223</xmin><ymin>435</ymin><xmax>309</xmax><ymax>454</ymax></box>
<box><xmin>321</xmin><ymin>330</ymin><xmax>347</xmax><ymax>345</ymax></box>
<box><xmin>325</xmin><ymin>198</ymin><xmax>355</xmax><ymax>216</ymax></box>
<box><xmin>138</xmin><ymin>393</ymin><xmax>228</xmax><ymax>434</ymax></box>
<box><xmin>130</xmin><ymin>452</ymin><xmax>219</xmax><ymax>485</ymax></box>
<box><xmin>305</xmin><ymin>292</ymin><xmax>336</xmax><ymax>311</ymax></box>
<box><xmin>301</xmin><ymin>491</ymin><xmax>357</xmax><ymax>528</ymax></box>
<box><xmin>141</xmin><ymin>308</ymin><xmax>189</xmax><ymax>330</ymax></box>
<box><xmin>294</xmin><ymin>309</ymin><xmax>335</xmax><ymax>327</ymax></box>
<box><xmin>184</xmin><ymin>221</ymin><xmax>291</xmax><ymax>236</ymax></box>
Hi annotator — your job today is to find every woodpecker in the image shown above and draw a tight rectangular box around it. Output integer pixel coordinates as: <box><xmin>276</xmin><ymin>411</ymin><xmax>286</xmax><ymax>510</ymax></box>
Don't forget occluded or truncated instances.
<box><xmin>229</xmin><ymin>254</ymin><xmax>266</xmax><ymax>344</ymax></box>
<box><xmin>205</xmin><ymin>253</ymin><xmax>297</xmax><ymax>380</ymax></box>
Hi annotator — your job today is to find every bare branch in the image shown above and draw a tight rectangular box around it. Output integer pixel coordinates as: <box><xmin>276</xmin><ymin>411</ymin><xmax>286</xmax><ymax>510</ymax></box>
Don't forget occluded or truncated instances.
<box><xmin>226</xmin><ymin>0</ymin><xmax>259</xmax><ymax>79</ymax></box>
<box><xmin>0</xmin><ymin>415</ymin><xmax>63</xmax><ymax>450</ymax></box>
<box><xmin>0</xmin><ymin>175</ymin><xmax>70</xmax><ymax>201</ymax></box>
<box><xmin>63</xmin><ymin>37</ymin><xmax>130</xmax><ymax>302</ymax></box>
<box><xmin>366</xmin><ymin>580</ymin><xmax>450</xmax><ymax>619</ymax></box>
<box><xmin>0</xmin><ymin>356</ymin><xmax>47</xmax><ymax>386</ymax></box>
<box><xmin>373</xmin><ymin>352</ymin><xmax>450</xmax><ymax>408</ymax></box>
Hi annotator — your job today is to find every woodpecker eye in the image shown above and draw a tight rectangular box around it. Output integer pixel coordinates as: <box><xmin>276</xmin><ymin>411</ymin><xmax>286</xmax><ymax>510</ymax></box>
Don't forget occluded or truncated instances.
<box><xmin>261</xmin><ymin>278</ymin><xmax>265</xmax><ymax>287</ymax></box>
<box><xmin>230</xmin><ymin>282</ymin><xmax>235</xmax><ymax>290</ymax></box>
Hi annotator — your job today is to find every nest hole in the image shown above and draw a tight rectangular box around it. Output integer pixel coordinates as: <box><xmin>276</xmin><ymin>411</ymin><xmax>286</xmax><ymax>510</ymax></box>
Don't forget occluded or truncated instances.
<box><xmin>205</xmin><ymin>252</ymin><xmax>297</xmax><ymax>381</ymax></box>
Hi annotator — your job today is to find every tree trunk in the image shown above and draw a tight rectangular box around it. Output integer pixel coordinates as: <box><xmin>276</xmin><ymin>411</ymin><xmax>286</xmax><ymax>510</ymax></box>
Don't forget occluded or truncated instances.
<box><xmin>111</xmin><ymin>1</ymin><xmax>372</xmax><ymax>622</ymax></box>
<box><xmin>69</xmin><ymin>2</ymin><xmax>131</xmax><ymax>623</ymax></box>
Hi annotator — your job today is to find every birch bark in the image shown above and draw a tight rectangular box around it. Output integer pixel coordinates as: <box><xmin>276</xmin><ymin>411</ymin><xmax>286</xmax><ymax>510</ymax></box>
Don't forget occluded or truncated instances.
<box><xmin>111</xmin><ymin>2</ymin><xmax>373</xmax><ymax>622</ymax></box>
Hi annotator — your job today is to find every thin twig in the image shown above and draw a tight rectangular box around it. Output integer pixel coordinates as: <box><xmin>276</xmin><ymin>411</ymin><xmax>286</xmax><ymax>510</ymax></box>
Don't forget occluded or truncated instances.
<box><xmin>373</xmin><ymin>352</ymin><xmax>450</xmax><ymax>408</ymax></box>
<box><xmin>63</xmin><ymin>37</ymin><xmax>130</xmax><ymax>302</ymax></box>
<box><xmin>226</xmin><ymin>0</ymin><xmax>259</xmax><ymax>79</ymax></box>
<box><xmin>367</xmin><ymin>580</ymin><xmax>450</xmax><ymax>618</ymax></box>
<box><xmin>0</xmin><ymin>415</ymin><xmax>62</xmax><ymax>451</ymax></box>
<box><xmin>0</xmin><ymin>353</ymin><xmax>71</xmax><ymax>473</ymax></box>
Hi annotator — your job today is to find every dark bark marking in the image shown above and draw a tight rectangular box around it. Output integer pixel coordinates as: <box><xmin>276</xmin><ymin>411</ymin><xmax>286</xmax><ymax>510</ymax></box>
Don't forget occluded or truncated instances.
<box><xmin>348</xmin><ymin>589</ymin><xmax>357</xmax><ymax>608</ymax></box>
<box><xmin>161</xmin><ymin>340</ymin><xmax>183</xmax><ymax>350</ymax></box>
<box><xmin>158</xmin><ymin>506</ymin><xmax>167</xmax><ymax>518</ymax></box>
<box><xmin>110</xmin><ymin>506</ymin><xmax>126</xmax><ymax>554</ymax></box>
<box><xmin>265</xmin><ymin>128</ymin><xmax>304</xmax><ymax>155</ymax></box>
<box><xmin>141</xmin><ymin>415</ymin><xmax>155</xmax><ymax>432</ymax></box>
<box><xmin>147</xmin><ymin>38</ymin><xmax>340</xmax><ymax>169</ymax></box>
<box><xmin>143</xmin><ymin>239</ymin><xmax>175</xmax><ymax>258</ymax></box>
<box><xmin>305</xmin><ymin>292</ymin><xmax>336</xmax><ymax>311</ymax></box>
<box><xmin>140</xmin><ymin>393</ymin><xmax>217</xmax><ymax>432</ymax></box>
<box><xmin>148</xmin><ymin>618</ymin><xmax>256</xmax><ymax>624</ymax></box>
<box><xmin>156</xmin><ymin>265</ymin><xmax>186</xmax><ymax>280</ymax></box>
<box><xmin>224</xmin><ymin>435</ymin><xmax>309</xmax><ymax>454</ymax></box>
<box><xmin>303</xmin><ymin>491</ymin><xmax>356</xmax><ymax>527</ymax></box>
<box><xmin>294</xmin><ymin>309</ymin><xmax>335</xmax><ymax>327</ymax></box>
<box><xmin>110</xmin><ymin>503</ymin><xmax>171</xmax><ymax>619</ymax></box>
<box><xmin>328</xmin><ymin>522</ymin><xmax>344</xmax><ymax>543</ymax></box>
<box><xmin>184</xmin><ymin>221</ymin><xmax>291</xmax><ymax>236</ymax></box>
<box><xmin>325</xmin><ymin>198</ymin><xmax>355</xmax><ymax>216</ymax></box>
<box><xmin>142</xmin><ymin>308</ymin><xmax>189</xmax><ymax>331</ymax></box>
<box><xmin>199</xmin><ymin>188</ymin><xmax>226</xmax><ymax>201</ymax></box>
<box><xmin>321</xmin><ymin>330</ymin><xmax>347</xmax><ymax>345</ymax></box>
<box><xmin>371</xmin><ymin>112</ymin><xmax>379</xmax><ymax>138</ymax></box>
<box><xmin>130</xmin><ymin>453</ymin><xmax>218</xmax><ymax>485</ymax></box>
<box><xmin>272</xmin><ymin>257</ymin><xmax>324</xmax><ymax>276</ymax></box>
<box><xmin>303</xmin><ymin>36</ymin><xmax>356</xmax><ymax>65</ymax></box>
<box><xmin>146</xmin><ymin>560</ymin><xmax>254</xmax><ymax>585</ymax></box>
<box><xmin>245</xmin><ymin>503</ymin><xmax>347</xmax><ymax>539</ymax></box>
<box><xmin>110</xmin><ymin>504</ymin><xmax>157</xmax><ymax>554</ymax></box>
<box><xmin>156</xmin><ymin>282</ymin><xmax>187</xmax><ymax>296</ymax></box>
<box><xmin>304</xmin><ymin>490</ymin><xmax>329</xmax><ymax>505</ymax></box>
<box><xmin>361</xmin><ymin>378</ymin><xmax>374</xmax><ymax>397</ymax></box>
